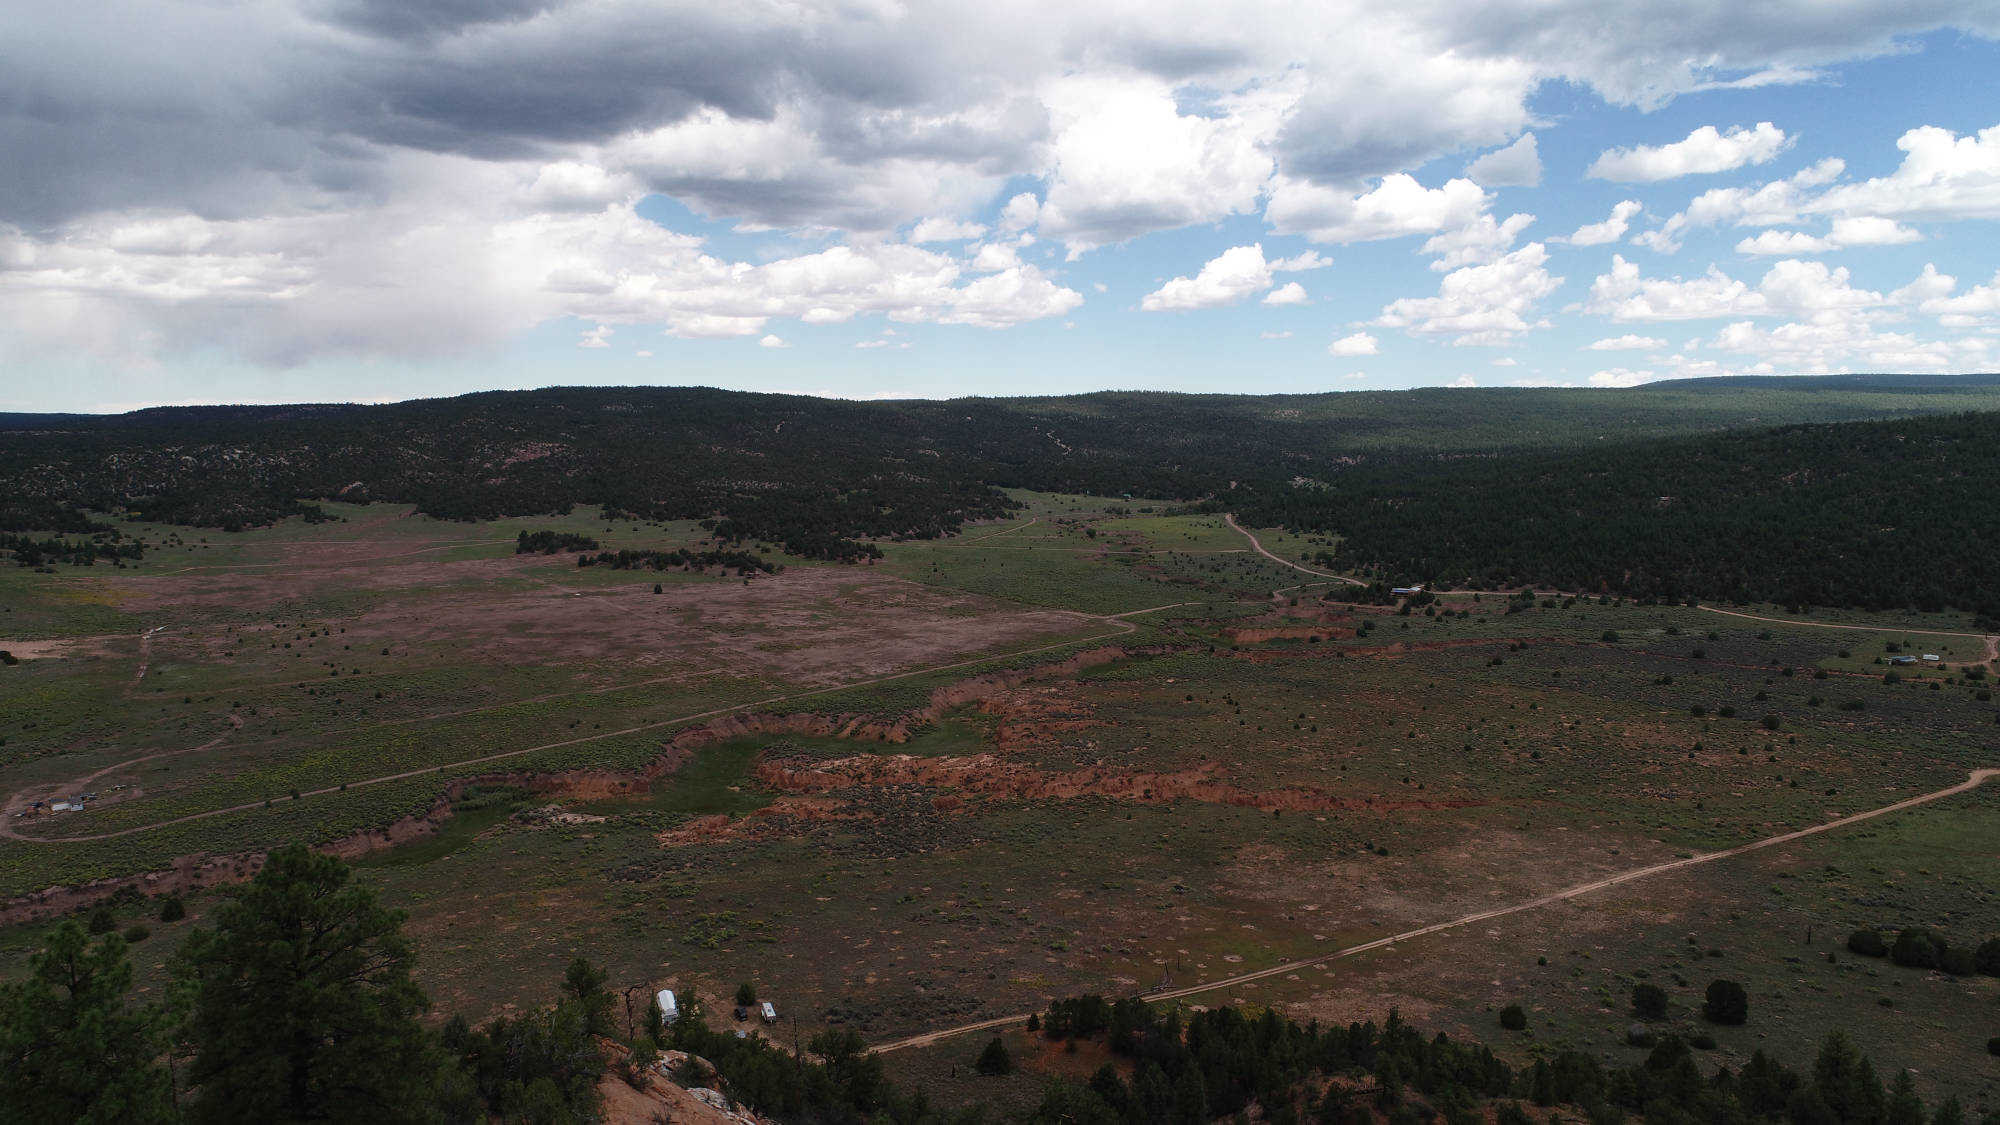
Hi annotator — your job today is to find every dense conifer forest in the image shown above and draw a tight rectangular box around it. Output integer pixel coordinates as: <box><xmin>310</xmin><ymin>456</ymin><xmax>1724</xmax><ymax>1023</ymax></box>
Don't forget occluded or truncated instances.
<box><xmin>4</xmin><ymin>377</ymin><xmax>1998</xmax><ymax>610</ymax></box>
<box><xmin>1230</xmin><ymin>411</ymin><xmax>2000</xmax><ymax>618</ymax></box>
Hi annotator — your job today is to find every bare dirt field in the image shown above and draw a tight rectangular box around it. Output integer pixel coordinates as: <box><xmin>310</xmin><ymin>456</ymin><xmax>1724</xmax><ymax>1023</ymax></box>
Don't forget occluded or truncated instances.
<box><xmin>128</xmin><ymin>559</ymin><xmax>1090</xmax><ymax>686</ymax></box>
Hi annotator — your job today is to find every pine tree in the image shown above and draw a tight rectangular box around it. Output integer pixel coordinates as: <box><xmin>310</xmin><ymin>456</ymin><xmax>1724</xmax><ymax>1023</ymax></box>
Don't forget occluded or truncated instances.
<box><xmin>975</xmin><ymin>1035</ymin><xmax>1013</xmax><ymax>1076</ymax></box>
<box><xmin>0</xmin><ymin>922</ymin><xmax>175</xmax><ymax>1124</ymax></box>
<box><xmin>562</xmin><ymin>956</ymin><xmax>615</xmax><ymax>1037</ymax></box>
<box><xmin>1171</xmin><ymin>1061</ymin><xmax>1209</xmax><ymax>1125</ymax></box>
<box><xmin>1886</xmin><ymin>1069</ymin><xmax>1927</xmax><ymax>1125</ymax></box>
<box><xmin>1811</xmin><ymin>1031</ymin><xmax>1885</xmax><ymax>1125</ymax></box>
<box><xmin>176</xmin><ymin>845</ymin><xmax>438</xmax><ymax>1124</ymax></box>
<box><xmin>644</xmin><ymin>994</ymin><xmax>665</xmax><ymax>1041</ymax></box>
<box><xmin>1133</xmin><ymin>1060</ymin><xmax>1175</xmax><ymax>1122</ymax></box>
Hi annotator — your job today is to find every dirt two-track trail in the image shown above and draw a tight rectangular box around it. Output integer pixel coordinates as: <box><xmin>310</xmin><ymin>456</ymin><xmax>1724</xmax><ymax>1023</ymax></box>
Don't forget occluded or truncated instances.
<box><xmin>874</xmin><ymin>767</ymin><xmax>2000</xmax><ymax>1054</ymax></box>
<box><xmin>1222</xmin><ymin>514</ymin><xmax>1365</xmax><ymax>588</ymax></box>
<box><xmin>1695</xmin><ymin>605</ymin><xmax>2000</xmax><ymax>662</ymax></box>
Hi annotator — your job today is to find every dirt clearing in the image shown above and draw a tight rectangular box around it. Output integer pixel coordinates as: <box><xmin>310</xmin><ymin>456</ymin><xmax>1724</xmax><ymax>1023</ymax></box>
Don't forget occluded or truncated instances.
<box><xmin>120</xmin><ymin>562</ymin><xmax>1092</xmax><ymax>685</ymax></box>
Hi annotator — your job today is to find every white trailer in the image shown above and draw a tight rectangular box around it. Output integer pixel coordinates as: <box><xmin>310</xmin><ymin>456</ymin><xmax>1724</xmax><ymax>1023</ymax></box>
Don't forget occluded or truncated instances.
<box><xmin>656</xmin><ymin>989</ymin><xmax>679</xmax><ymax>1024</ymax></box>
<box><xmin>760</xmin><ymin>1001</ymin><xmax>777</xmax><ymax>1024</ymax></box>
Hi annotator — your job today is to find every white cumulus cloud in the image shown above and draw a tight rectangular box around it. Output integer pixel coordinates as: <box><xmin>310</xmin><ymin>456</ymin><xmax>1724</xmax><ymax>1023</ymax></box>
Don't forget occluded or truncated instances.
<box><xmin>1561</xmin><ymin>200</ymin><xmax>1642</xmax><ymax>246</ymax></box>
<box><xmin>1805</xmin><ymin>124</ymin><xmax>2000</xmax><ymax>223</ymax></box>
<box><xmin>1327</xmin><ymin>331</ymin><xmax>1379</xmax><ymax>356</ymax></box>
<box><xmin>1375</xmin><ymin>243</ymin><xmax>1561</xmax><ymax>344</ymax></box>
<box><xmin>1588</xmin><ymin>367</ymin><xmax>1657</xmax><ymax>387</ymax></box>
<box><xmin>1466</xmin><ymin>133</ymin><xmax>1542</xmax><ymax>187</ymax></box>
<box><xmin>1582</xmin><ymin>255</ymin><xmax>1887</xmax><ymax>323</ymax></box>
<box><xmin>1267</xmin><ymin>174</ymin><xmax>1490</xmax><ymax>245</ymax></box>
<box><xmin>1735</xmin><ymin>215</ymin><xmax>1921</xmax><ymax>255</ymax></box>
<box><xmin>1422</xmin><ymin>213</ymin><xmax>1534</xmax><ymax>270</ymax></box>
<box><xmin>1141</xmin><ymin>244</ymin><xmax>1274</xmax><ymax>311</ymax></box>
<box><xmin>1634</xmin><ymin>158</ymin><xmax>1845</xmax><ymax>252</ymax></box>
<box><xmin>1037</xmin><ymin>71</ymin><xmax>1281</xmax><ymax>256</ymax></box>
<box><xmin>1586</xmin><ymin>334</ymin><xmax>1668</xmax><ymax>350</ymax></box>
<box><xmin>1588</xmin><ymin>122</ymin><xmax>1790</xmax><ymax>181</ymax></box>
<box><xmin>910</xmin><ymin>217</ymin><xmax>988</xmax><ymax>243</ymax></box>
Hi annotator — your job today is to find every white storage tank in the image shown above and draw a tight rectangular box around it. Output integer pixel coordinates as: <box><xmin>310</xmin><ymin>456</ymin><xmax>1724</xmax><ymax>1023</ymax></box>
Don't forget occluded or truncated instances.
<box><xmin>657</xmin><ymin>989</ymin><xmax>679</xmax><ymax>1024</ymax></box>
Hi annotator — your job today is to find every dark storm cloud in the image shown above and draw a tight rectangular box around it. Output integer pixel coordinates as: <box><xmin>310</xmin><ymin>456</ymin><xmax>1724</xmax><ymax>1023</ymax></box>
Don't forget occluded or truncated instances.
<box><xmin>319</xmin><ymin>0</ymin><xmax>567</xmax><ymax>41</ymax></box>
<box><xmin>4</xmin><ymin>0</ymin><xmax>1998</xmax><ymax>235</ymax></box>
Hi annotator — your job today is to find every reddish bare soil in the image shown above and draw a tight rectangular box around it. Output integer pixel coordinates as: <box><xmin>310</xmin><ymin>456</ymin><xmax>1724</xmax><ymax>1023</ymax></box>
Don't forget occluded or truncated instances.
<box><xmin>0</xmin><ymin>646</ymin><xmax>1153</xmax><ymax>923</ymax></box>
<box><xmin>757</xmin><ymin>753</ymin><xmax>1478</xmax><ymax>811</ymax></box>
<box><xmin>1232</xmin><ymin>637</ymin><xmax>1565</xmax><ymax>663</ymax></box>
<box><xmin>655</xmin><ymin>754</ymin><xmax>1482</xmax><ymax>848</ymax></box>
<box><xmin>1225</xmin><ymin>625</ymin><xmax>1357</xmax><ymax>644</ymax></box>
<box><xmin>0</xmin><ymin>635</ymin><xmax>130</xmax><ymax>661</ymax></box>
<box><xmin>595</xmin><ymin>1039</ymin><xmax>771</xmax><ymax>1125</ymax></box>
<box><xmin>124</xmin><ymin>559</ymin><xmax>1090</xmax><ymax>684</ymax></box>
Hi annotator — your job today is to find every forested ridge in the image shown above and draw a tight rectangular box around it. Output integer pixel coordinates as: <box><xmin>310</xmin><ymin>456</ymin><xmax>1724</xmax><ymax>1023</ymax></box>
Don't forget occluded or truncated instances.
<box><xmin>1231</xmin><ymin>411</ymin><xmax>2000</xmax><ymax>617</ymax></box>
<box><xmin>4</xmin><ymin>378</ymin><xmax>1999</xmax><ymax>609</ymax></box>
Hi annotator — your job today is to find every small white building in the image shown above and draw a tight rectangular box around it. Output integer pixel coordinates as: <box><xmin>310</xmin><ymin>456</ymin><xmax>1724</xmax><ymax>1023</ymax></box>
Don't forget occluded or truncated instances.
<box><xmin>657</xmin><ymin>989</ymin><xmax>679</xmax><ymax>1024</ymax></box>
<box><xmin>760</xmin><ymin>1001</ymin><xmax>777</xmax><ymax>1024</ymax></box>
<box><xmin>1921</xmin><ymin>654</ymin><xmax>1941</xmax><ymax>663</ymax></box>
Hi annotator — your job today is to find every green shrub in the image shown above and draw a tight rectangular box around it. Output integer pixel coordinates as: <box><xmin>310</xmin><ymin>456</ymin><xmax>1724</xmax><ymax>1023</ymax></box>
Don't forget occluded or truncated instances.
<box><xmin>734</xmin><ymin>982</ymin><xmax>757</xmax><ymax>1007</ymax></box>
<box><xmin>1631</xmin><ymin>984</ymin><xmax>1668</xmax><ymax>1021</ymax></box>
<box><xmin>1847</xmin><ymin>929</ymin><xmax>1888</xmax><ymax>958</ymax></box>
<box><xmin>158</xmin><ymin>897</ymin><xmax>186</xmax><ymax>923</ymax></box>
<box><xmin>1940</xmin><ymin>947</ymin><xmax>1978</xmax><ymax>977</ymax></box>
<box><xmin>1891</xmin><ymin>927</ymin><xmax>1946</xmax><ymax>970</ymax></box>
<box><xmin>1499</xmin><ymin>1005</ymin><xmax>1527</xmax><ymax>1031</ymax></box>
<box><xmin>1975</xmin><ymin>938</ymin><xmax>2000</xmax><ymax>976</ymax></box>
<box><xmin>1702</xmin><ymin>980</ymin><xmax>1747</xmax><ymax>1026</ymax></box>
<box><xmin>121</xmin><ymin>924</ymin><xmax>150</xmax><ymax>944</ymax></box>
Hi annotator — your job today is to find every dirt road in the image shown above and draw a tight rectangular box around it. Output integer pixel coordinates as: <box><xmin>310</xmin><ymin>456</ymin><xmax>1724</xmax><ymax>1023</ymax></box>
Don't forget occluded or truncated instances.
<box><xmin>958</xmin><ymin>516</ymin><xmax>1039</xmax><ymax>542</ymax></box>
<box><xmin>1223</xmin><ymin>515</ymin><xmax>1364</xmax><ymax>587</ymax></box>
<box><xmin>1696</xmin><ymin>605</ymin><xmax>2000</xmax><ymax>661</ymax></box>
<box><xmin>872</xmin><ymin>766</ymin><xmax>1999</xmax><ymax>1053</ymax></box>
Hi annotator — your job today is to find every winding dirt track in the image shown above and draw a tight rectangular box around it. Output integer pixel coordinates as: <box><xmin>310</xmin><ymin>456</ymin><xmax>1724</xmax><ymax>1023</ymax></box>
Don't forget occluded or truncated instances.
<box><xmin>126</xmin><ymin>626</ymin><xmax>166</xmax><ymax>693</ymax></box>
<box><xmin>1696</xmin><ymin>605</ymin><xmax>2000</xmax><ymax>661</ymax></box>
<box><xmin>3</xmin><ymin>602</ymin><xmax>1194</xmax><ymax>844</ymax></box>
<box><xmin>873</xmin><ymin>766</ymin><xmax>2000</xmax><ymax>1054</ymax></box>
<box><xmin>1223</xmin><ymin>514</ymin><xmax>1364</xmax><ymax>588</ymax></box>
<box><xmin>958</xmin><ymin>516</ymin><xmax>1039</xmax><ymax>542</ymax></box>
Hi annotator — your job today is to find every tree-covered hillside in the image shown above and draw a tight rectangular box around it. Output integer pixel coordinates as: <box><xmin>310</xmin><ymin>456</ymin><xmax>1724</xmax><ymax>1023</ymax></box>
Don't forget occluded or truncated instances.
<box><xmin>3</xmin><ymin>377</ymin><xmax>1999</xmax><ymax>607</ymax></box>
<box><xmin>1235</xmin><ymin>410</ymin><xmax>2000</xmax><ymax>617</ymax></box>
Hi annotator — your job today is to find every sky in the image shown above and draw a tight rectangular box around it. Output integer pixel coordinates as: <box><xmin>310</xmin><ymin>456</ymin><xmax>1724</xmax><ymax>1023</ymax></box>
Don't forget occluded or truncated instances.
<box><xmin>3</xmin><ymin>3</ymin><xmax>1999</xmax><ymax>412</ymax></box>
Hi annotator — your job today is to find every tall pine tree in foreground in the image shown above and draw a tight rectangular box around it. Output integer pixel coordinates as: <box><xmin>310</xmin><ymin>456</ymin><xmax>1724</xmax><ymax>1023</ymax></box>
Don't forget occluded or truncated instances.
<box><xmin>175</xmin><ymin>844</ymin><xmax>438</xmax><ymax>1124</ymax></box>
<box><xmin>0</xmin><ymin>920</ymin><xmax>175</xmax><ymax>1124</ymax></box>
